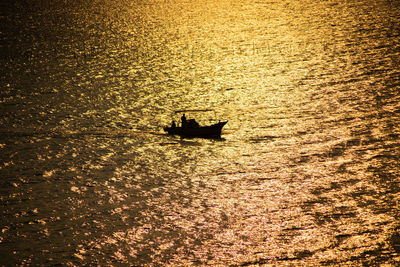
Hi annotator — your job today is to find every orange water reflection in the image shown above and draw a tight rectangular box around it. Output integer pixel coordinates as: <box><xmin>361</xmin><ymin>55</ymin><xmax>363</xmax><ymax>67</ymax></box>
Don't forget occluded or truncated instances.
<box><xmin>1</xmin><ymin>0</ymin><xmax>400</xmax><ymax>265</ymax></box>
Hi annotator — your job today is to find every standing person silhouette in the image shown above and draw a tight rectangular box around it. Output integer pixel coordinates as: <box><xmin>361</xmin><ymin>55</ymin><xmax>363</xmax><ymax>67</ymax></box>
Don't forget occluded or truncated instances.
<box><xmin>181</xmin><ymin>113</ymin><xmax>186</xmax><ymax>127</ymax></box>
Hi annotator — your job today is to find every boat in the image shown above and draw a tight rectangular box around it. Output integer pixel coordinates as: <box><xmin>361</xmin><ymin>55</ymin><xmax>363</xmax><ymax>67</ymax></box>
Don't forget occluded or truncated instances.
<box><xmin>164</xmin><ymin>111</ymin><xmax>227</xmax><ymax>138</ymax></box>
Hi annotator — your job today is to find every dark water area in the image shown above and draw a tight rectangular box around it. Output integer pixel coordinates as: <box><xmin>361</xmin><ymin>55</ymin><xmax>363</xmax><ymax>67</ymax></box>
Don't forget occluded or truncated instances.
<box><xmin>1</xmin><ymin>0</ymin><xmax>400</xmax><ymax>265</ymax></box>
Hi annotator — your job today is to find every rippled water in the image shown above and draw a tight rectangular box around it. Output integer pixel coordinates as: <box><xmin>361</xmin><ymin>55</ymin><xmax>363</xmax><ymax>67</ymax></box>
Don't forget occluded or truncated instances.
<box><xmin>1</xmin><ymin>0</ymin><xmax>400</xmax><ymax>265</ymax></box>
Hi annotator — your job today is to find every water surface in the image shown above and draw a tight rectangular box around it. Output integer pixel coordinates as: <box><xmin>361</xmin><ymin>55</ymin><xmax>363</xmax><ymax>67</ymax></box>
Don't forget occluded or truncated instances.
<box><xmin>1</xmin><ymin>0</ymin><xmax>400</xmax><ymax>265</ymax></box>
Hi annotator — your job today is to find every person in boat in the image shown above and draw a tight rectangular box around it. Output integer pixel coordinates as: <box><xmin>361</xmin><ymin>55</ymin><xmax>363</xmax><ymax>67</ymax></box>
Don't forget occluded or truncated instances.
<box><xmin>171</xmin><ymin>120</ymin><xmax>176</xmax><ymax>129</ymax></box>
<box><xmin>181</xmin><ymin>113</ymin><xmax>187</xmax><ymax>127</ymax></box>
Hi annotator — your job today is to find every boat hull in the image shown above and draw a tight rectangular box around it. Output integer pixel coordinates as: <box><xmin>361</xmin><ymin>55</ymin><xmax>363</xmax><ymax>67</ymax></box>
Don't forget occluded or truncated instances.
<box><xmin>164</xmin><ymin>121</ymin><xmax>227</xmax><ymax>138</ymax></box>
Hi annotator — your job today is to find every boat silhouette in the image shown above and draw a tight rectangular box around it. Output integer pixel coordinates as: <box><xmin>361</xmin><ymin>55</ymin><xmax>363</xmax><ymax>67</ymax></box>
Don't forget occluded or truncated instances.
<box><xmin>164</xmin><ymin>110</ymin><xmax>227</xmax><ymax>138</ymax></box>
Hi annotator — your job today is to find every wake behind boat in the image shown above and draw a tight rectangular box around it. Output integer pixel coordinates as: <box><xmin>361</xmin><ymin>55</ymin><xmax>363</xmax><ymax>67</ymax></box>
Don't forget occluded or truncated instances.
<box><xmin>164</xmin><ymin>112</ymin><xmax>227</xmax><ymax>138</ymax></box>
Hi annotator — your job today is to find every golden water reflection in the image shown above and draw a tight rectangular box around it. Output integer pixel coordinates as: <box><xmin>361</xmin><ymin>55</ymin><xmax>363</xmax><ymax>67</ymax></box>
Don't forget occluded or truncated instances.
<box><xmin>1</xmin><ymin>0</ymin><xmax>400</xmax><ymax>265</ymax></box>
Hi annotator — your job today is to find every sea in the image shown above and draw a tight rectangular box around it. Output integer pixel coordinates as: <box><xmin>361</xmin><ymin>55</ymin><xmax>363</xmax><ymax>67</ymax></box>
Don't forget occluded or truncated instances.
<box><xmin>1</xmin><ymin>0</ymin><xmax>400</xmax><ymax>265</ymax></box>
